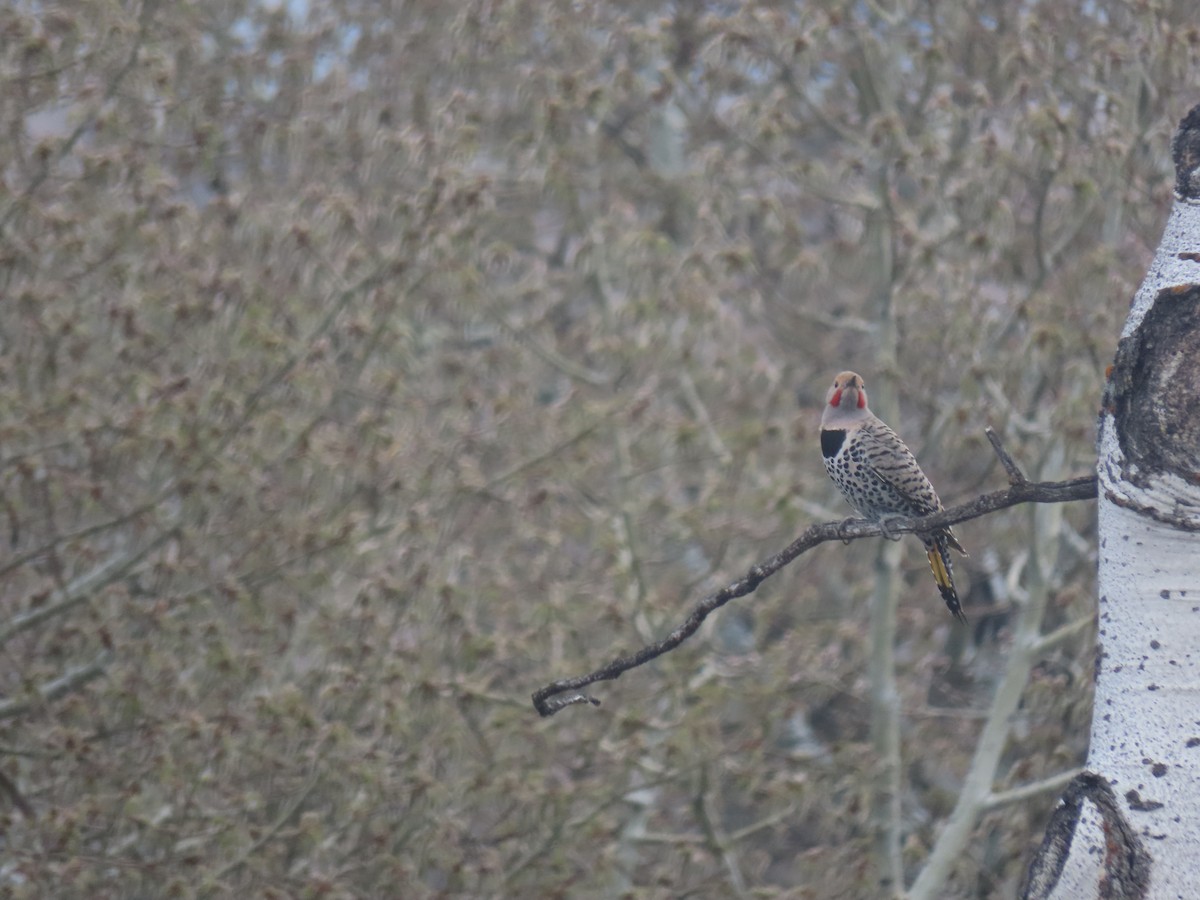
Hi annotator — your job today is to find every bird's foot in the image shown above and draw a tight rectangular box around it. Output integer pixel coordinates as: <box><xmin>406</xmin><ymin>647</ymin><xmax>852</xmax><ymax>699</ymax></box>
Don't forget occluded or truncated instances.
<box><xmin>836</xmin><ymin>517</ymin><xmax>860</xmax><ymax>544</ymax></box>
<box><xmin>877</xmin><ymin>515</ymin><xmax>907</xmax><ymax>542</ymax></box>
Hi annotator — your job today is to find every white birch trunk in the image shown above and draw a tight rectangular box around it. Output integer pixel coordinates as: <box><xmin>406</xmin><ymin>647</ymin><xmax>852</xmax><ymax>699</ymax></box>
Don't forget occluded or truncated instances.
<box><xmin>1034</xmin><ymin>106</ymin><xmax>1200</xmax><ymax>900</ymax></box>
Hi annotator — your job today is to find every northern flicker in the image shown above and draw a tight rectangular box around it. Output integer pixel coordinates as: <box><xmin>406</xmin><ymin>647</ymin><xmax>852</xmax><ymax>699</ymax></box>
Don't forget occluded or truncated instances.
<box><xmin>819</xmin><ymin>371</ymin><xmax>968</xmax><ymax>622</ymax></box>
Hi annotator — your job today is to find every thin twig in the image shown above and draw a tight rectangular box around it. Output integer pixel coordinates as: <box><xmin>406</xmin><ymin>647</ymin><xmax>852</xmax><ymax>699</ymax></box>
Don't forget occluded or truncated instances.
<box><xmin>728</xmin><ymin>803</ymin><xmax>797</xmax><ymax>842</ymax></box>
<box><xmin>0</xmin><ymin>500</ymin><xmax>160</xmax><ymax>581</ymax></box>
<box><xmin>0</xmin><ymin>650</ymin><xmax>113</xmax><ymax>721</ymax></box>
<box><xmin>532</xmin><ymin>472</ymin><xmax>1098</xmax><ymax>717</ymax></box>
<box><xmin>983</xmin><ymin>768</ymin><xmax>1083</xmax><ymax>812</ymax></box>
<box><xmin>678</xmin><ymin>369</ymin><xmax>732</xmax><ymax>466</ymax></box>
<box><xmin>491</xmin><ymin>314</ymin><xmax>612</xmax><ymax>387</ymax></box>
<box><xmin>1031</xmin><ymin>614</ymin><xmax>1095</xmax><ymax>654</ymax></box>
<box><xmin>0</xmin><ymin>768</ymin><xmax>34</xmax><ymax>818</ymax></box>
<box><xmin>0</xmin><ymin>531</ymin><xmax>175</xmax><ymax>647</ymax></box>
<box><xmin>212</xmin><ymin>767</ymin><xmax>323</xmax><ymax>881</ymax></box>
<box><xmin>986</xmin><ymin>427</ymin><xmax>1027</xmax><ymax>485</ymax></box>
<box><xmin>693</xmin><ymin>763</ymin><xmax>747</xmax><ymax>898</ymax></box>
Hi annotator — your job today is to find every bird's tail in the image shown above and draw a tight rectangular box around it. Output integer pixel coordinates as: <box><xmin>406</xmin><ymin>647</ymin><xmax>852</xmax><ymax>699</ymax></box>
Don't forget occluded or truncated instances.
<box><xmin>924</xmin><ymin>530</ymin><xmax>966</xmax><ymax>623</ymax></box>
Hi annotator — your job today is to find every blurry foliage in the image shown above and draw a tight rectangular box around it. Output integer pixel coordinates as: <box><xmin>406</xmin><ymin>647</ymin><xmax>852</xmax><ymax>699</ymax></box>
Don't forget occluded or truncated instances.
<box><xmin>0</xmin><ymin>0</ymin><xmax>1195</xmax><ymax>896</ymax></box>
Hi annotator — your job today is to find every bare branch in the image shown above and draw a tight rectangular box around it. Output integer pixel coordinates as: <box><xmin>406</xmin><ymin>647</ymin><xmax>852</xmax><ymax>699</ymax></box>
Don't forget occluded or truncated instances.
<box><xmin>0</xmin><ymin>768</ymin><xmax>34</xmax><ymax>818</ymax></box>
<box><xmin>0</xmin><ymin>650</ymin><xmax>113</xmax><ymax>721</ymax></box>
<box><xmin>532</xmin><ymin>472</ymin><xmax>1097</xmax><ymax>717</ymax></box>
<box><xmin>0</xmin><ymin>531</ymin><xmax>175</xmax><ymax>647</ymax></box>
<box><xmin>983</xmin><ymin>768</ymin><xmax>1083</xmax><ymax>812</ymax></box>
<box><xmin>986</xmin><ymin>426</ymin><xmax>1028</xmax><ymax>485</ymax></box>
<box><xmin>0</xmin><ymin>500</ymin><xmax>160</xmax><ymax>581</ymax></box>
<box><xmin>693</xmin><ymin>763</ymin><xmax>747</xmax><ymax>898</ymax></box>
<box><xmin>1020</xmin><ymin>772</ymin><xmax>1151</xmax><ymax>900</ymax></box>
<box><xmin>1031</xmin><ymin>614</ymin><xmax>1095</xmax><ymax>655</ymax></box>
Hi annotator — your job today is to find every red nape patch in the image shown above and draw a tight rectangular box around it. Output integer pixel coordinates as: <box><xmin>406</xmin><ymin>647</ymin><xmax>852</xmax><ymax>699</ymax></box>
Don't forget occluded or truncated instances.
<box><xmin>830</xmin><ymin>388</ymin><xmax>843</xmax><ymax>407</ymax></box>
<box><xmin>857</xmin><ymin>390</ymin><xmax>867</xmax><ymax>409</ymax></box>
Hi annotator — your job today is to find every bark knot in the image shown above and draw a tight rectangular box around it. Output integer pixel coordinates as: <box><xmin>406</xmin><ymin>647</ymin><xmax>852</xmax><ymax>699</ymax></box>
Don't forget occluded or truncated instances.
<box><xmin>1105</xmin><ymin>284</ymin><xmax>1200</xmax><ymax>486</ymax></box>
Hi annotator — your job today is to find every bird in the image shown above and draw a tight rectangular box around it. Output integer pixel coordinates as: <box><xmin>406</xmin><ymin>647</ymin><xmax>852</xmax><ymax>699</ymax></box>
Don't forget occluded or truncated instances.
<box><xmin>819</xmin><ymin>371</ymin><xmax>968</xmax><ymax>622</ymax></box>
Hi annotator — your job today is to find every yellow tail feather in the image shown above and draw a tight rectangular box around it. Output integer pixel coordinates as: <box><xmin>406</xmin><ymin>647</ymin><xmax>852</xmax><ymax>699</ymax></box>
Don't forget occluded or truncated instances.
<box><xmin>927</xmin><ymin>548</ymin><xmax>952</xmax><ymax>589</ymax></box>
<box><xmin>926</xmin><ymin>544</ymin><xmax>966</xmax><ymax>622</ymax></box>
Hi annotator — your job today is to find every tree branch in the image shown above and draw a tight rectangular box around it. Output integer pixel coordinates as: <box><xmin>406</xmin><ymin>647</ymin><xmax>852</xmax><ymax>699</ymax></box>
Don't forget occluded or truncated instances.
<box><xmin>1020</xmin><ymin>772</ymin><xmax>1151</xmax><ymax>900</ymax></box>
<box><xmin>986</xmin><ymin>426</ymin><xmax>1028</xmax><ymax>485</ymax></box>
<box><xmin>0</xmin><ymin>650</ymin><xmax>113</xmax><ymax>721</ymax></box>
<box><xmin>983</xmin><ymin>768</ymin><xmax>1083</xmax><ymax>812</ymax></box>
<box><xmin>0</xmin><ymin>530</ymin><xmax>175</xmax><ymax>647</ymax></box>
<box><xmin>532</xmin><ymin>469</ymin><xmax>1098</xmax><ymax>717</ymax></box>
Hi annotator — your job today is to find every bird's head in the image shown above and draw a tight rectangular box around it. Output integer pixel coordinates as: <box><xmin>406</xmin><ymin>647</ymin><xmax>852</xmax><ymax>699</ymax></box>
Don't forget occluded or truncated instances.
<box><xmin>822</xmin><ymin>371</ymin><xmax>870</xmax><ymax>425</ymax></box>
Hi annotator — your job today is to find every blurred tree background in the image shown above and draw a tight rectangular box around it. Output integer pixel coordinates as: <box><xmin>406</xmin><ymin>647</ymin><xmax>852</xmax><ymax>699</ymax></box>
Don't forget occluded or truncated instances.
<box><xmin>1</xmin><ymin>1</ymin><xmax>1196</xmax><ymax>897</ymax></box>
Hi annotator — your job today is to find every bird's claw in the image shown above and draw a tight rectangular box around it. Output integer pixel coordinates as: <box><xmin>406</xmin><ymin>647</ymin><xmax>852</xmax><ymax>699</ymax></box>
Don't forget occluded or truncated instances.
<box><xmin>877</xmin><ymin>515</ymin><xmax>905</xmax><ymax>542</ymax></box>
<box><xmin>836</xmin><ymin>517</ymin><xmax>859</xmax><ymax>544</ymax></box>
